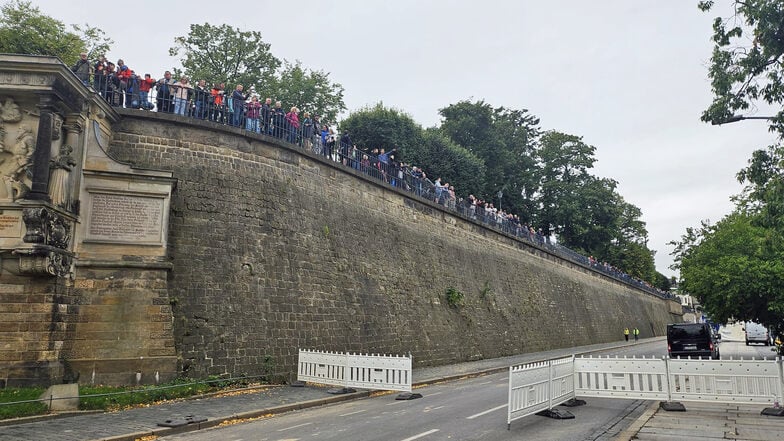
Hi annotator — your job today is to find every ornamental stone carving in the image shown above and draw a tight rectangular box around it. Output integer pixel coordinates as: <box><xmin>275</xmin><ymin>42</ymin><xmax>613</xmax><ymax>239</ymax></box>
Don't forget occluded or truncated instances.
<box><xmin>22</xmin><ymin>207</ymin><xmax>72</xmax><ymax>249</ymax></box>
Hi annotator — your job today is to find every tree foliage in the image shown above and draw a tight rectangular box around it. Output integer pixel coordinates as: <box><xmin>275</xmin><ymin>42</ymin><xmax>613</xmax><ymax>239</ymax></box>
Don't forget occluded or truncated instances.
<box><xmin>438</xmin><ymin>100</ymin><xmax>540</xmax><ymax>219</ymax></box>
<box><xmin>698</xmin><ymin>0</ymin><xmax>784</xmax><ymax>134</ymax></box>
<box><xmin>675</xmin><ymin>1</ymin><xmax>784</xmax><ymax>333</ymax></box>
<box><xmin>267</xmin><ymin>61</ymin><xmax>346</xmax><ymax>124</ymax></box>
<box><xmin>170</xmin><ymin>24</ymin><xmax>345</xmax><ymax>121</ymax></box>
<box><xmin>415</xmin><ymin>128</ymin><xmax>486</xmax><ymax>197</ymax></box>
<box><xmin>530</xmin><ymin>130</ymin><xmax>651</xmax><ymax>276</ymax></box>
<box><xmin>339</xmin><ymin>103</ymin><xmax>424</xmax><ymax>155</ymax></box>
<box><xmin>170</xmin><ymin>23</ymin><xmax>281</xmax><ymax>90</ymax></box>
<box><xmin>339</xmin><ymin>104</ymin><xmax>485</xmax><ymax>194</ymax></box>
<box><xmin>0</xmin><ymin>0</ymin><xmax>110</xmax><ymax>66</ymax></box>
<box><xmin>343</xmin><ymin>100</ymin><xmax>658</xmax><ymax>286</ymax></box>
<box><xmin>671</xmin><ymin>212</ymin><xmax>784</xmax><ymax>334</ymax></box>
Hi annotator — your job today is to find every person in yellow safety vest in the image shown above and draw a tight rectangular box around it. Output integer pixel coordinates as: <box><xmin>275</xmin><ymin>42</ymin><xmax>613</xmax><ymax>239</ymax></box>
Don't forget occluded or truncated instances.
<box><xmin>633</xmin><ymin>327</ymin><xmax>639</xmax><ymax>342</ymax></box>
<box><xmin>624</xmin><ymin>327</ymin><xmax>630</xmax><ymax>341</ymax></box>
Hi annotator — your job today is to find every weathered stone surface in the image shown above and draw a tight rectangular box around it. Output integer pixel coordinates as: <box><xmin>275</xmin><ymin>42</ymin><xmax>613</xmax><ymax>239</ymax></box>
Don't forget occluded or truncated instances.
<box><xmin>39</xmin><ymin>383</ymin><xmax>79</xmax><ymax>411</ymax></box>
<box><xmin>105</xmin><ymin>110</ymin><xmax>681</xmax><ymax>381</ymax></box>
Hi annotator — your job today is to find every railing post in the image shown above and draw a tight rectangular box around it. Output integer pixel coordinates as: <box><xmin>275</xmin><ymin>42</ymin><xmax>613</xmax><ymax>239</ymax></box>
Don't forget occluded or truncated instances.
<box><xmin>778</xmin><ymin>356</ymin><xmax>784</xmax><ymax>406</ymax></box>
<box><xmin>547</xmin><ymin>359</ymin><xmax>553</xmax><ymax>411</ymax></box>
<box><xmin>664</xmin><ymin>356</ymin><xmax>672</xmax><ymax>403</ymax></box>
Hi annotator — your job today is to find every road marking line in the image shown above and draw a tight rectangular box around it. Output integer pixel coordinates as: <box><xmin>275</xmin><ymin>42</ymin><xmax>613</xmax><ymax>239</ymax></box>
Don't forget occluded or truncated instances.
<box><xmin>387</xmin><ymin>400</ymin><xmax>406</xmax><ymax>405</ymax></box>
<box><xmin>476</xmin><ymin>381</ymin><xmax>492</xmax><ymax>385</ymax></box>
<box><xmin>427</xmin><ymin>391</ymin><xmax>443</xmax><ymax>396</ymax></box>
<box><xmin>277</xmin><ymin>422</ymin><xmax>313</xmax><ymax>431</ymax></box>
<box><xmin>400</xmin><ymin>429</ymin><xmax>439</xmax><ymax>441</ymax></box>
<box><xmin>466</xmin><ymin>403</ymin><xmax>508</xmax><ymax>419</ymax></box>
<box><xmin>339</xmin><ymin>409</ymin><xmax>368</xmax><ymax>417</ymax></box>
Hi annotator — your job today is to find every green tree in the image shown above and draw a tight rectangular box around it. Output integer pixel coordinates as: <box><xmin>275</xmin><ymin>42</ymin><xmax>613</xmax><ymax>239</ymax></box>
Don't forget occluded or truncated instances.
<box><xmin>534</xmin><ymin>131</ymin><xmax>598</xmax><ymax>237</ymax></box>
<box><xmin>169</xmin><ymin>23</ymin><xmax>281</xmax><ymax>89</ymax></box>
<box><xmin>438</xmin><ymin>100</ymin><xmax>540</xmax><ymax>219</ymax></box>
<box><xmin>339</xmin><ymin>103</ymin><xmax>424</xmax><ymax>155</ymax></box>
<box><xmin>698</xmin><ymin>0</ymin><xmax>784</xmax><ymax>134</ymax></box>
<box><xmin>339</xmin><ymin>104</ymin><xmax>486</xmax><ymax>197</ymax></box>
<box><xmin>413</xmin><ymin>129</ymin><xmax>486</xmax><ymax>197</ymax></box>
<box><xmin>0</xmin><ymin>0</ymin><xmax>110</xmax><ymax>66</ymax></box>
<box><xmin>736</xmin><ymin>143</ymin><xmax>784</xmax><ymax>230</ymax></box>
<box><xmin>671</xmin><ymin>212</ymin><xmax>784</xmax><ymax>334</ymax></box>
<box><xmin>71</xmin><ymin>23</ymin><xmax>112</xmax><ymax>60</ymax></box>
<box><xmin>267</xmin><ymin>60</ymin><xmax>346</xmax><ymax>124</ymax></box>
<box><xmin>652</xmin><ymin>272</ymin><xmax>672</xmax><ymax>292</ymax></box>
<box><xmin>532</xmin><ymin>130</ymin><xmax>651</xmax><ymax>272</ymax></box>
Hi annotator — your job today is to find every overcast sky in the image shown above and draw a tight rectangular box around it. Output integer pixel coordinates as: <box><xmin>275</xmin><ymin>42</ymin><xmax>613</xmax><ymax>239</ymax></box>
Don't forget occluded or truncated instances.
<box><xmin>30</xmin><ymin>0</ymin><xmax>778</xmax><ymax>277</ymax></box>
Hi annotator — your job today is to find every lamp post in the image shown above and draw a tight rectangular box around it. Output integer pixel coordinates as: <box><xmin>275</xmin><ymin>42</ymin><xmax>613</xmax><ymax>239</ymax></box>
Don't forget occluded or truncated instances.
<box><xmin>711</xmin><ymin>115</ymin><xmax>777</xmax><ymax>125</ymax></box>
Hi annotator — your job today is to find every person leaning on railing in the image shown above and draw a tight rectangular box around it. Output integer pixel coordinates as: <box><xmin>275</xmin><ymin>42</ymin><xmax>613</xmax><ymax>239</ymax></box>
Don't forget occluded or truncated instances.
<box><xmin>231</xmin><ymin>84</ymin><xmax>249</xmax><ymax>127</ymax></box>
<box><xmin>93</xmin><ymin>55</ymin><xmax>108</xmax><ymax>99</ymax></box>
<box><xmin>71</xmin><ymin>52</ymin><xmax>91</xmax><ymax>86</ymax></box>
<box><xmin>246</xmin><ymin>96</ymin><xmax>262</xmax><ymax>133</ymax></box>
<box><xmin>193</xmin><ymin>79</ymin><xmax>210</xmax><ymax>119</ymax></box>
<box><xmin>156</xmin><ymin>71</ymin><xmax>176</xmax><ymax>113</ymax></box>
<box><xmin>171</xmin><ymin>77</ymin><xmax>193</xmax><ymax>116</ymax></box>
<box><xmin>75</xmin><ymin>59</ymin><xmax>666</xmax><ymax>295</ymax></box>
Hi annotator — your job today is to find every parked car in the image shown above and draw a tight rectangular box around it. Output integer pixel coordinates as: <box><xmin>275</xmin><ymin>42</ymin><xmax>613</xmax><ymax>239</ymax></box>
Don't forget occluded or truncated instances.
<box><xmin>667</xmin><ymin>323</ymin><xmax>720</xmax><ymax>359</ymax></box>
<box><xmin>743</xmin><ymin>322</ymin><xmax>771</xmax><ymax>346</ymax></box>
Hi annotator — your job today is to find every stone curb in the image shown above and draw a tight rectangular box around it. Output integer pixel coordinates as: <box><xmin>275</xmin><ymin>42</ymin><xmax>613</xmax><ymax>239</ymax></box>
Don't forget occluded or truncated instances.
<box><xmin>612</xmin><ymin>400</ymin><xmax>659</xmax><ymax>441</ymax></box>
<box><xmin>89</xmin><ymin>390</ymin><xmax>371</xmax><ymax>441</ymax></box>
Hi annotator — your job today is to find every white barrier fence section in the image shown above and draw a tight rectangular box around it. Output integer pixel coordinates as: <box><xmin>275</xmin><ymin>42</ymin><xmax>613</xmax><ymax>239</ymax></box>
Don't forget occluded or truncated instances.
<box><xmin>575</xmin><ymin>355</ymin><xmax>784</xmax><ymax>405</ymax></box>
<box><xmin>574</xmin><ymin>356</ymin><xmax>669</xmax><ymax>401</ymax></box>
<box><xmin>297</xmin><ymin>350</ymin><xmax>347</xmax><ymax>386</ymax></box>
<box><xmin>509</xmin><ymin>355</ymin><xmax>784</xmax><ymax>427</ymax></box>
<box><xmin>668</xmin><ymin>358</ymin><xmax>784</xmax><ymax>405</ymax></box>
<box><xmin>346</xmin><ymin>353</ymin><xmax>412</xmax><ymax>392</ymax></box>
<box><xmin>507</xmin><ymin>356</ymin><xmax>575</xmax><ymax>425</ymax></box>
<box><xmin>297</xmin><ymin>349</ymin><xmax>412</xmax><ymax>393</ymax></box>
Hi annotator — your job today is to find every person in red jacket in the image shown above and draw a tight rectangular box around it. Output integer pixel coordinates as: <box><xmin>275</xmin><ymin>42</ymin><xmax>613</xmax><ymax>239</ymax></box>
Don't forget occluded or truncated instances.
<box><xmin>138</xmin><ymin>74</ymin><xmax>155</xmax><ymax>110</ymax></box>
<box><xmin>210</xmin><ymin>83</ymin><xmax>225</xmax><ymax>123</ymax></box>
<box><xmin>115</xmin><ymin>59</ymin><xmax>132</xmax><ymax>107</ymax></box>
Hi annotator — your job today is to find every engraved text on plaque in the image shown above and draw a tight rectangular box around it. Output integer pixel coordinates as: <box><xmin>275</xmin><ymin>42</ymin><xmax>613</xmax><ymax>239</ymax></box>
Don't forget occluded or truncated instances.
<box><xmin>87</xmin><ymin>192</ymin><xmax>164</xmax><ymax>243</ymax></box>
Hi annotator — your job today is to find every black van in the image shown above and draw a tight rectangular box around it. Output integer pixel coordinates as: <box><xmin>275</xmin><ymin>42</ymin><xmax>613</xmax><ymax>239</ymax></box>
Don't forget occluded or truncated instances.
<box><xmin>667</xmin><ymin>323</ymin><xmax>720</xmax><ymax>359</ymax></box>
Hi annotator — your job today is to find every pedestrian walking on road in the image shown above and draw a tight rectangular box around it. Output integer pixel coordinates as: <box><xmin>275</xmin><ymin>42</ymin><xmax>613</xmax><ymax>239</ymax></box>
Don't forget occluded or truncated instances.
<box><xmin>633</xmin><ymin>327</ymin><xmax>639</xmax><ymax>342</ymax></box>
<box><xmin>624</xmin><ymin>327</ymin><xmax>630</xmax><ymax>341</ymax></box>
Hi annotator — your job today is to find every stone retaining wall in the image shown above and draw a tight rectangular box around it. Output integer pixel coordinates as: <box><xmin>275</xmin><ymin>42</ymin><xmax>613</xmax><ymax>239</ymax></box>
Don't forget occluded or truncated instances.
<box><xmin>104</xmin><ymin>110</ymin><xmax>680</xmax><ymax>379</ymax></box>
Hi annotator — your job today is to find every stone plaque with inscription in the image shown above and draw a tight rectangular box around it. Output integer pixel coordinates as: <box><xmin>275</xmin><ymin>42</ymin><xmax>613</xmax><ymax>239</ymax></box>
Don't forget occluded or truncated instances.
<box><xmin>87</xmin><ymin>192</ymin><xmax>165</xmax><ymax>244</ymax></box>
<box><xmin>0</xmin><ymin>212</ymin><xmax>23</xmax><ymax>238</ymax></box>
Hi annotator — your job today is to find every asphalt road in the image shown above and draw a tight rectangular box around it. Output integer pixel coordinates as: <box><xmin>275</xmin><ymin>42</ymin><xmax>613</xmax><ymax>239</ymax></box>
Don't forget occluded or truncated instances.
<box><xmin>160</xmin><ymin>340</ymin><xmax>672</xmax><ymax>441</ymax></box>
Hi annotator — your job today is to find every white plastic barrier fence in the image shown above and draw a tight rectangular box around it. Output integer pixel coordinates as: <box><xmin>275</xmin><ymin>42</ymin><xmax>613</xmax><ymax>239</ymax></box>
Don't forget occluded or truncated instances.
<box><xmin>346</xmin><ymin>353</ymin><xmax>412</xmax><ymax>392</ymax></box>
<box><xmin>297</xmin><ymin>350</ymin><xmax>347</xmax><ymax>385</ymax></box>
<box><xmin>574</xmin><ymin>356</ymin><xmax>669</xmax><ymax>401</ymax></box>
<box><xmin>508</xmin><ymin>355</ymin><xmax>784</xmax><ymax>427</ymax></box>
<box><xmin>575</xmin><ymin>355</ymin><xmax>784</xmax><ymax>405</ymax></box>
<box><xmin>297</xmin><ymin>349</ymin><xmax>412</xmax><ymax>393</ymax></box>
<box><xmin>507</xmin><ymin>356</ymin><xmax>575</xmax><ymax>426</ymax></box>
<box><xmin>668</xmin><ymin>357</ymin><xmax>784</xmax><ymax>404</ymax></box>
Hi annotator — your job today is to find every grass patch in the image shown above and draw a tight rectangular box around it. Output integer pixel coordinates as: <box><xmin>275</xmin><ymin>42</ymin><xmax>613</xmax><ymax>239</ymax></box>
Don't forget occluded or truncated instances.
<box><xmin>0</xmin><ymin>376</ymin><xmax>257</xmax><ymax>419</ymax></box>
<box><xmin>0</xmin><ymin>387</ymin><xmax>48</xmax><ymax>419</ymax></box>
<box><xmin>445</xmin><ymin>287</ymin><xmax>465</xmax><ymax>308</ymax></box>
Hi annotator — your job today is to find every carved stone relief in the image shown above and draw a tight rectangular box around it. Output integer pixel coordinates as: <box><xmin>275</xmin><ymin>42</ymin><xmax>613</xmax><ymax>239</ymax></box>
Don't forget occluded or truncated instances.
<box><xmin>0</xmin><ymin>97</ymin><xmax>69</xmax><ymax>202</ymax></box>
<box><xmin>0</xmin><ymin>128</ymin><xmax>34</xmax><ymax>200</ymax></box>
<box><xmin>49</xmin><ymin>143</ymin><xmax>76</xmax><ymax>209</ymax></box>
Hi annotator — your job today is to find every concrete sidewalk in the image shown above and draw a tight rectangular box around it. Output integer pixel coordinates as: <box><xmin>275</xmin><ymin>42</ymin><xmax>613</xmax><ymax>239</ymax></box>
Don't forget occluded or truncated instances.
<box><xmin>7</xmin><ymin>338</ymin><xmax>783</xmax><ymax>441</ymax></box>
<box><xmin>619</xmin><ymin>400</ymin><xmax>784</xmax><ymax>441</ymax></box>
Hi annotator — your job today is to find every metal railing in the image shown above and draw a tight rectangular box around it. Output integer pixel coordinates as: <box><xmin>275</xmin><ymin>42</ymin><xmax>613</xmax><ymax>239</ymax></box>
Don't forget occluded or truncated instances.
<box><xmin>84</xmin><ymin>70</ymin><xmax>672</xmax><ymax>299</ymax></box>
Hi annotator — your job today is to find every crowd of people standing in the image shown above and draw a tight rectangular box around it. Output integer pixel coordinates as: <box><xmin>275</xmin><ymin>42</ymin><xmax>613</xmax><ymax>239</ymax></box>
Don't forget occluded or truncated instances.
<box><xmin>73</xmin><ymin>54</ymin><xmax>672</xmax><ymax>300</ymax></box>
